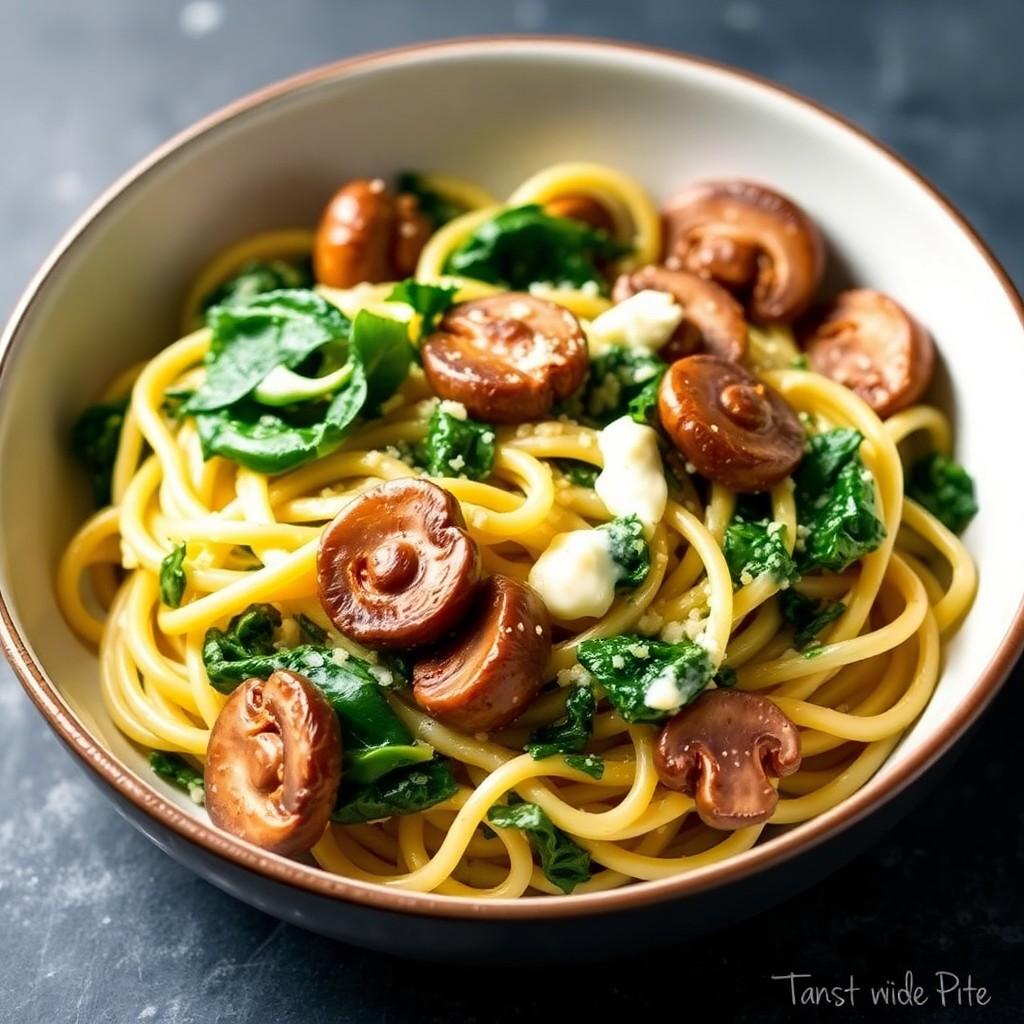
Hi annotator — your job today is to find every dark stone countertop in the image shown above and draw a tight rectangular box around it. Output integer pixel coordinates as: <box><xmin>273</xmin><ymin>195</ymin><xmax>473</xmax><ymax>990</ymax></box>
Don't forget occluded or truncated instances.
<box><xmin>1</xmin><ymin>1</ymin><xmax>1021</xmax><ymax>1021</ymax></box>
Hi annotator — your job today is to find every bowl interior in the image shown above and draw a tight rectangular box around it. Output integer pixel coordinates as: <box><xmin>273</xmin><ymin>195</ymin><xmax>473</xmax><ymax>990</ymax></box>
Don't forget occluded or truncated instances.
<box><xmin>2</xmin><ymin>40</ymin><xmax>1021</xmax><ymax>878</ymax></box>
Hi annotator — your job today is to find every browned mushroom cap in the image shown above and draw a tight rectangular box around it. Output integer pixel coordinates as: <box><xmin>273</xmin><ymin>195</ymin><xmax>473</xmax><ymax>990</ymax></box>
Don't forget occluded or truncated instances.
<box><xmin>662</xmin><ymin>181</ymin><xmax>825</xmax><ymax>323</ymax></box>
<box><xmin>412</xmin><ymin>575</ymin><xmax>552</xmax><ymax>733</ymax></box>
<box><xmin>317</xmin><ymin>479</ymin><xmax>481</xmax><ymax>648</ymax></box>
<box><xmin>658</xmin><ymin>355</ymin><xmax>804</xmax><ymax>492</ymax></box>
<box><xmin>612</xmin><ymin>265</ymin><xmax>748</xmax><ymax>362</ymax></box>
<box><xmin>204</xmin><ymin>669</ymin><xmax>342</xmax><ymax>855</ymax></box>
<box><xmin>544</xmin><ymin>193</ymin><xmax>616</xmax><ymax>235</ymax></box>
<box><xmin>391</xmin><ymin>192</ymin><xmax>433</xmax><ymax>279</ymax></box>
<box><xmin>421</xmin><ymin>294</ymin><xmax>589</xmax><ymax>423</ymax></box>
<box><xmin>654</xmin><ymin>689</ymin><xmax>801</xmax><ymax>830</ymax></box>
<box><xmin>314</xmin><ymin>178</ymin><xmax>396</xmax><ymax>288</ymax></box>
<box><xmin>802</xmin><ymin>289</ymin><xmax>935</xmax><ymax>418</ymax></box>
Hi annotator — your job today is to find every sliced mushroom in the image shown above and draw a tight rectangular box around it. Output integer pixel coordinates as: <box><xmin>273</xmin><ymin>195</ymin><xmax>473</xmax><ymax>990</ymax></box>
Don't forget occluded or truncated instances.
<box><xmin>412</xmin><ymin>575</ymin><xmax>551</xmax><ymax>732</ymax></box>
<box><xmin>422</xmin><ymin>294</ymin><xmax>589</xmax><ymax>423</ymax></box>
<box><xmin>662</xmin><ymin>180</ymin><xmax>825</xmax><ymax>323</ymax></box>
<box><xmin>612</xmin><ymin>265</ymin><xmax>748</xmax><ymax>362</ymax></box>
<box><xmin>313</xmin><ymin>178</ymin><xmax>432</xmax><ymax>287</ymax></box>
<box><xmin>802</xmin><ymin>289</ymin><xmax>935</xmax><ymax>418</ymax></box>
<box><xmin>658</xmin><ymin>354</ymin><xmax>804</xmax><ymax>492</ymax></box>
<box><xmin>392</xmin><ymin>191</ymin><xmax>433</xmax><ymax>278</ymax></box>
<box><xmin>544</xmin><ymin>193</ymin><xmax>616</xmax><ymax>235</ymax></box>
<box><xmin>204</xmin><ymin>670</ymin><xmax>342</xmax><ymax>855</ymax></box>
<box><xmin>654</xmin><ymin>689</ymin><xmax>801</xmax><ymax>830</ymax></box>
<box><xmin>317</xmin><ymin>479</ymin><xmax>481</xmax><ymax>648</ymax></box>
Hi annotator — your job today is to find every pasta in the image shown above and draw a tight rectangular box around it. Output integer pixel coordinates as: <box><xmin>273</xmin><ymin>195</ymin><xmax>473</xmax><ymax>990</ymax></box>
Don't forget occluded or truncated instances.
<box><xmin>58</xmin><ymin>162</ymin><xmax>978</xmax><ymax>898</ymax></box>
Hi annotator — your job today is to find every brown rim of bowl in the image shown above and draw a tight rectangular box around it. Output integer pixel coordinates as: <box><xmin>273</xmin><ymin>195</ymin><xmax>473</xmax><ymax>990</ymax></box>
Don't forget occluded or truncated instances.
<box><xmin>2</xmin><ymin>36</ymin><xmax>1022</xmax><ymax>922</ymax></box>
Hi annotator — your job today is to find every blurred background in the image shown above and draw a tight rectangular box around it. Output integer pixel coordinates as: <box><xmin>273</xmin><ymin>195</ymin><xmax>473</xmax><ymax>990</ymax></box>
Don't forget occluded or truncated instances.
<box><xmin>1</xmin><ymin>2</ymin><xmax>1021</xmax><ymax>1021</ymax></box>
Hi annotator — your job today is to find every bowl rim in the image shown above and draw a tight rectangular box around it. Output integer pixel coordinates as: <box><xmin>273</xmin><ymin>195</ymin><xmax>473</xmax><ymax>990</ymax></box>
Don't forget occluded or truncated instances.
<box><xmin>2</xmin><ymin>35</ymin><xmax>1023</xmax><ymax>922</ymax></box>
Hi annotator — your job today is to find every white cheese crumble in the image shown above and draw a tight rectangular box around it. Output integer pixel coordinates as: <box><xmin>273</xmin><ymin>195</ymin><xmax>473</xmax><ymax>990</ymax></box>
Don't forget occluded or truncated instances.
<box><xmin>557</xmin><ymin>664</ymin><xmax>594</xmax><ymax>688</ymax></box>
<box><xmin>528</xmin><ymin>528</ymin><xmax>621</xmax><ymax>620</ymax></box>
<box><xmin>595</xmin><ymin>416</ymin><xmax>668</xmax><ymax>531</ymax></box>
<box><xmin>586</xmin><ymin>289</ymin><xmax>684</xmax><ymax>355</ymax></box>
<box><xmin>437</xmin><ymin>399</ymin><xmax>468</xmax><ymax>420</ymax></box>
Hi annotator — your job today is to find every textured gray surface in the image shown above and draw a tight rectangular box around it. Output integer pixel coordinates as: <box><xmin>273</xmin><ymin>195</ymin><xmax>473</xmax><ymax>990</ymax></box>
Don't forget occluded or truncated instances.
<box><xmin>1</xmin><ymin>1</ymin><xmax>1022</xmax><ymax>1021</ymax></box>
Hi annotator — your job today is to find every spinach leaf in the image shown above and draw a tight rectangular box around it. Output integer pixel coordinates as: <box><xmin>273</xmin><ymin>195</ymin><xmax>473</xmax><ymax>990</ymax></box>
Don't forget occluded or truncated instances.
<box><xmin>188</xmin><ymin>290</ymin><xmax>351</xmax><ymax>413</ymax></box>
<box><xmin>201</xmin><ymin>259</ymin><xmax>312</xmax><ymax>312</ymax></box>
<box><xmin>387</xmin><ymin>280</ymin><xmax>458</xmax><ymax>341</ymax></box>
<box><xmin>193</xmin><ymin>310</ymin><xmax>411</xmax><ymax>473</ymax></box>
<box><xmin>150</xmin><ymin>752</ymin><xmax>205</xmax><ymax>805</ymax></box>
<box><xmin>159</xmin><ymin>542</ymin><xmax>187</xmax><ymax>608</ymax></box>
<box><xmin>907</xmin><ymin>452</ymin><xmax>978</xmax><ymax>535</ymax></box>
<box><xmin>601</xmin><ymin>514</ymin><xmax>650</xmax><ymax>588</ymax></box>
<box><xmin>202</xmin><ymin>605</ymin><xmax>425</xmax><ymax>784</ymax></box>
<box><xmin>332</xmin><ymin>759</ymin><xmax>459</xmax><ymax>825</ymax></box>
<box><xmin>567</xmin><ymin>346</ymin><xmax>667</xmax><ymax>427</ymax></box>
<box><xmin>564</xmin><ymin>753</ymin><xmax>604</xmax><ymax>780</ymax></box>
<box><xmin>577</xmin><ymin>634</ymin><xmax>713</xmax><ymax>723</ymax></box>
<box><xmin>553</xmin><ymin>460</ymin><xmax>599</xmax><ymax>488</ymax></box>
<box><xmin>525</xmin><ymin>684</ymin><xmax>595</xmax><ymax>760</ymax></box>
<box><xmin>487</xmin><ymin>801</ymin><xmax>591</xmax><ymax>894</ymax></box>
<box><xmin>794</xmin><ymin>428</ymin><xmax>864</xmax><ymax>508</ymax></box>
<box><xmin>444</xmin><ymin>204</ymin><xmax>627</xmax><ymax>293</ymax></box>
<box><xmin>723</xmin><ymin>519</ymin><xmax>798</xmax><ymax>587</ymax></box>
<box><xmin>794</xmin><ymin>429</ymin><xmax>886</xmax><ymax>573</ymax></box>
<box><xmin>71</xmin><ymin>399</ymin><xmax>127</xmax><ymax>506</ymax></box>
<box><xmin>416</xmin><ymin>405</ymin><xmax>496</xmax><ymax>480</ymax></box>
<box><xmin>397</xmin><ymin>172</ymin><xmax>465</xmax><ymax>229</ymax></box>
<box><xmin>294</xmin><ymin>613</ymin><xmax>327</xmax><ymax>645</ymax></box>
<box><xmin>780</xmin><ymin>590</ymin><xmax>846</xmax><ymax>649</ymax></box>
<box><xmin>714</xmin><ymin>664</ymin><xmax>738</xmax><ymax>689</ymax></box>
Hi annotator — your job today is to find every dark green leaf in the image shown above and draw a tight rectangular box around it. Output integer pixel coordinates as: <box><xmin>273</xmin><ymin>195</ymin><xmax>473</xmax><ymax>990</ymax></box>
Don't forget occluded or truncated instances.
<box><xmin>564</xmin><ymin>753</ymin><xmax>604</xmax><ymax>779</ymax></box>
<box><xmin>201</xmin><ymin>259</ymin><xmax>312</xmax><ymax>312</ymax></box>
<box><xmin>601</xmin><ymin>514</ymin><xmax>650</xmax><ymax>588</ymax></box>
<box><xmin>565</xmin><ymin>345</ymin><xmax>667</xmax><ymax>427</ymax></box>
<box><xmin>906</xmin><ymin>452</ymin><xmax>978</xmax><ymax>535</ymax></box>
<box><xmin>553</xmin><ymin>460</ymin><xmax>599</xmax><ymax>488</ymax></box>
<box><xmin>487</xmin><ymin>801</ymin><xmax>591</xmax><ymax>894</ymax></box>
<box><xmin>526</xmin><ymin>684</ymin><xmax>595</xmax><ymax>759</ymax></box>
<box><xmin>713</xmin><ymin>665</ymin><xmax>738</xmax><ymax>689</ymax></box>
<box><xmin>150</xmin><ymin>752</ymin><xmax>205</xmax><ymax>804</ymax></box>
<box><xmin>723</xmin><ymin>519</ymin><xmax>798</xmax><ymax>587</ymax></box>
<box><xmin>794</xmin><ymin>429</ymin><xmax>886</xmax><ymax>573</ymax></box>
<box><xmin>387</xmin><ymin>280</ymin><xmax>458</xmax><ymax>341</ymax></box>
<box><xmin>416</xmin><ymin>406</ymin><xmax>496</xmax><ymax>481</ymax></box>
<box><xmin>188</xmin><ymin>290</ymin><xmax>351</xmax><ymax>413</ymax></box>
<box><xmin>71</xmin><ymin>399</ymin><xmax>127</xmax><ymax>507</ymax></box>
<box><xmin>202</xmin><ymin>605</ymin><xmax>419</xmax><ymax>782</ymax></box>
<box><xmin>349</xmin><ymin>310</ymin><xmax>414</xmax><ymax>413</ymax></box>
<box><xmin>444</xmin><ymin>204</ymin><xmax>628</xmax><ymax>293</ymax></box>
<box><xmin>332</xmin><ymin>759</ymin><xmax>459</xmax><ymax>825</ymax></box>
<box><xmin>159</xmin><ymin>542</ymin><xmax>187</xmax><ymax>608</ymax></box>
<box><xmin>577</xmin><ymin>634</ymin><xmax>713</xmax><ymax>723</ymax></box>
<box><xmin>294</xmin><ymin>613</ymin><xmax>327</xmax><ymax>645</ymax></box>
<box><xmin>779</xmin><ymin>590</ymin><xmax>846</xmax><ymax>649</ymax></box>
<box><xmin>345</xmin><ymin>743</ymin><xmax>434</xmax><ymax>787</ymax></box>
<box><xmin>397</xmin><ymin>172</ymin><xmax>465</xmax><ymax>229</ymax></box>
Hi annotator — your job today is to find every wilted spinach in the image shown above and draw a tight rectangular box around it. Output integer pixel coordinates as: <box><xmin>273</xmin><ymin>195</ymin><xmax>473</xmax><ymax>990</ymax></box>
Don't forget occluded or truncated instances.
<box><xmin>201</xmin><ymin>259</ymin><xmax>312</xmax><ymax>312</ymax></box>
<box><xmin>397</xmin><ymin>172</ymin><xmax>465</xmax><ymax>229</ymax></box>
<box><xmin>150</xmin><ymin>752</ymin><xmax>205</xmax><ymax>805</ymax></box>
<box><xmin>444</xmin><ymin>204</ymin><xmax>627</xmax><ymax>293</ymax></box>
<box><xmin>387</xmin><ymin>279</ymin><xmax>458</xmax><ymax>341</ymax></box>
<box><xmin>566</xmin><ymin>346</ymin><xmax>667</xmax><ymax>427</ymax></box>
<box><xmin>525</xmin><ymin>684</ymin><xmax>595</xmax><ymax>760</ymax></box>
<box><xmin>159</xmin><ymin>542</ymin><xmax>187</xmax><ymax>608</ymax></box>
<box><xmin>779</xmin><ymin>590</ymin><xmax>846</xmax><ymax>649</ymax></box>
<box><xmin>577</xmin><ymin>634</ymin><xmax>713</xmax><ymax>723</ymax></box>
<box><xmin>906</xmin><ymin>452</ymin><xmax>978</xmax><ymax>535</ymax></box>
<box><xmin>723</xmin><ymin>519</ymin><xmax>798</xmax><ymax>587</ymax></box>
<box><xmin>487</xmin><ymin>801</ymin><xmax>591</xmax><ymax>894</ymax></box>
<box><xmin>71</xmin><ymin>399</ymin><xmax>127</xmax><ymax>506</ymax></box>
<box><xmin>332</xmin><ymin>759</ymin><xmax>458</xmax><ymax>825</ymax></box>
<box><xmin>601</xmin><ymin>514</ymin><xmax>650</xmax><ymax>588</ymax></box>
<box><xmin>416</xmin><ymin>405</ymin><xmax>495</xmax><ymax>481</ymax></box>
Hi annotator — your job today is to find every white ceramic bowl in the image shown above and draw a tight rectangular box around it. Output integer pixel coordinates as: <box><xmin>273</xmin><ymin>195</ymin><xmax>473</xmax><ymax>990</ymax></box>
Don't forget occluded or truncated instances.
<box><xmin>2</xmin><ymin>38</ymin><xmax>1022</xmax><ymax>960</ymax></box>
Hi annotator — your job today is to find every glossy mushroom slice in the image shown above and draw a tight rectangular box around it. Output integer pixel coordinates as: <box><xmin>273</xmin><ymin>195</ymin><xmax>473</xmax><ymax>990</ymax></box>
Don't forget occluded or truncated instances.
<box><xmin>612</xmin><ymin>265</ymin><xmax>748</xmax><ymax>362</ymax></box>
<box><xmin>317</xmin><ymin>479</ymin><xmax>481</xmax><ymax>648</ymax></box>
<box><xmin>543</xmin><ymin>193</ymin><xmax>616</xmax><ymax>234</ymax></box>
<box><xmin>802</xmin><ymin>289</ymin><xmax>935</xmax><ymax>418</ymax></box>
<box><xmin>421</xmin><ymin>293</ymin><xmax>589</xmax><ymax>423</ymax></box>
<box><xmin>658</xmin><ymin>354</ymin><xmax>804</xmax><ymax>492</ymax></box>
<box><xmin>662</xmin><ymin>180</ymin><xmax>825</xmax><ymax>323</ymax></box>
<box><xmin>654</xmin><ymin>689</ymin><xmax>801</xmax><ymax>830</ymax></box>
<box><xmin>204</xmin><ymin>670</ymin><xmax>342</xmax><ymax>856</ymax></box>
<box><xmin>412</xmin><ymin>575</ymin><xmax>552</xmax><ymax>733</ymax></box>
<box><xmin>313</xmin><ymin>177</ymin><xmax>431</xmax><ymax>287</ymax></box>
